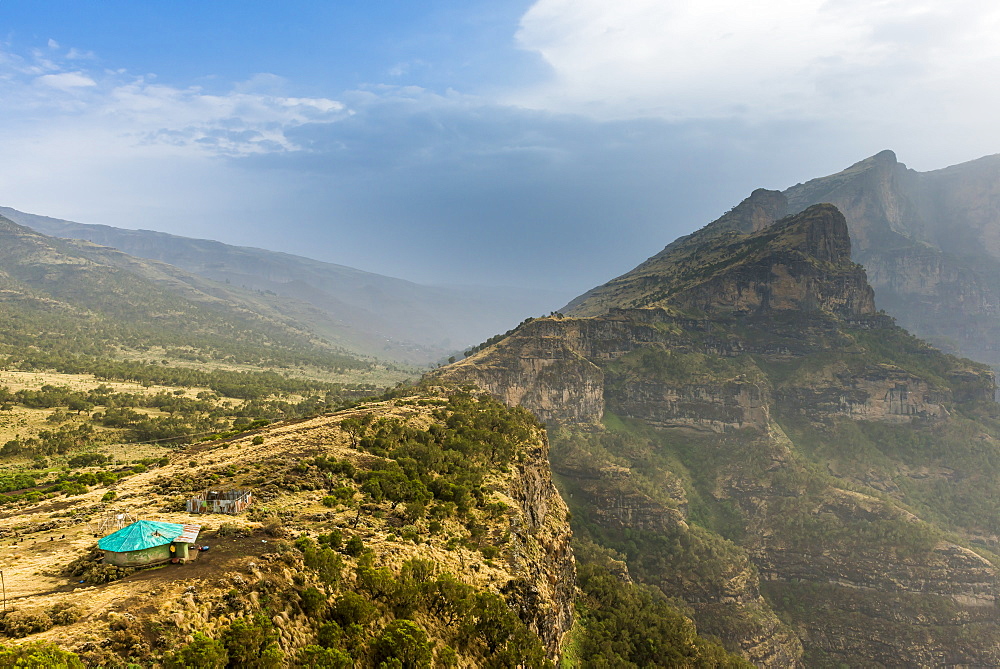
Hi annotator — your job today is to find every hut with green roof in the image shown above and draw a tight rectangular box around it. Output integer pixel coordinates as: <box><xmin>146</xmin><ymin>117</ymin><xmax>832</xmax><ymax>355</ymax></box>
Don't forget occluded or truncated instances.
<box><xmin>98</xmin><ymin>520</ymin><xmax>201</xmax><ymax>567</ymax></box>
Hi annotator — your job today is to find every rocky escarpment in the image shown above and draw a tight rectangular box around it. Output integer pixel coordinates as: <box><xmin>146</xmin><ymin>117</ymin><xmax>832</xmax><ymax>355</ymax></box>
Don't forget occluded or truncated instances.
<box><xmin>445</xmin><ymin>326</ymin><xmax>605</xmax><ymax>424</ymax></box>
<box><xmin>437</xmin><ymin>200</ymin><xmax>1000</xmax><ymax>666</ymax></box>
<box><xmin>783</xmin><ymin>150</ymin><xmax>1000</xmax><ymax>370</ymax></box>
<box><xmin>777</xmin><ymin>368</ymin><xmax>951</xmax><ymax>421</ymax></box>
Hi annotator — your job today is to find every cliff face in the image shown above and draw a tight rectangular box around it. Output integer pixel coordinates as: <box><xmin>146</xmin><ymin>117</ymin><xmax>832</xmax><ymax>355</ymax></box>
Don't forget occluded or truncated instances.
<box><xmin>502</xmin><ymin>426</ymin><xmax>576</xmax><ymax>655</ymax></box>
<box><xmin>447</xmin><ymin>323</ymin><xmax>606</xmax><ymax>424</ymax></box>
<box><xmin>437</xmin><ymin>202</ymin><xmax>1000</xmax><ymax>666</ymax></box>
<box><xmin>783</xmin><ymin>151</ymin><xmax>1000</xmax><ymax>369</ymax></box>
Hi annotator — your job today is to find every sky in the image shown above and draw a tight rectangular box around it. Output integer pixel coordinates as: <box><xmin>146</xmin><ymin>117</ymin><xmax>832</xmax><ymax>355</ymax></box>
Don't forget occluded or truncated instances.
<box><xmin>2</xmin><ymin>0</ymin><xmax>1000</xmax><ymax>294</ymax></box>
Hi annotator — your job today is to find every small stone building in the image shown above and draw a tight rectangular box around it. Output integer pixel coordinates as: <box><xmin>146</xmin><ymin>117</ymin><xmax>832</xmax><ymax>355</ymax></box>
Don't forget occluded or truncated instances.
<box><xmin>98</xmin><ymin>520</ymin><xmax>201</xmax><ymax>567</ymax></box>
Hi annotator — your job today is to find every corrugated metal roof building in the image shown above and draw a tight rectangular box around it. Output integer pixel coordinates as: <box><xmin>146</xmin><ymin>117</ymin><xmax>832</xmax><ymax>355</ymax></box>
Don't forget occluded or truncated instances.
<box><xmin>98</xmin><ymin>520</ymin><xmax>201</xmax><ymax>566</ymax></box>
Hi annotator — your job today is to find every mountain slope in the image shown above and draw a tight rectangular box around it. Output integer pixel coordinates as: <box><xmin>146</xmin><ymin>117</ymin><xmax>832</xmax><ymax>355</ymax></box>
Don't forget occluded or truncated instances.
<box><xmin>437</xmin><ymin>204</ymin><xmax>1000</xmax><ymax>666</ymax></box>
<box><xmin>565</xmin><ymin>203</ymin><xmax>874</xmax><ymax>319</ymax></box>
<box><xmin>0</xmin><ymin>214</ymin><xmax>403</xmax><ymax>384</ymax></box>
<box><xmin>782</xmin><ymin>150</ymin><xmax>1000</xmax><ymax>368</ymax></box>
<box><xmin>1</xmin><ymin>206</ymin><xmax>571</xmax><ymax>363</ymax></box>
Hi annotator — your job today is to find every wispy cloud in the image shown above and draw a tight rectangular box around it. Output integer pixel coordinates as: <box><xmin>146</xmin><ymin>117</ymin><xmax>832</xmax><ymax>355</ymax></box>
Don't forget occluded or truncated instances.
<box><xmin>36</xmin><ymin>72</ymin><xmax>96</xmax><ymax>89</ymax></box>
<box><xmin>0</xmin><ymin>45</ymin><xmax>348</xmax><ymax>157</ymax></box>
<box><xmin>1</xmin><ymin>9</ymin><xmax>998</xmax><ymax>292</ymax></box>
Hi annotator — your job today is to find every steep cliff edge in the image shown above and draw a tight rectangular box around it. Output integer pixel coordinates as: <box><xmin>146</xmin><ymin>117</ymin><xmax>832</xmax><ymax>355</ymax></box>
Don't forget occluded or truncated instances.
<box><xmin>437</xmin><ymin>203</ymin><xmax>1000</xmax><ymax>666</ymax></box>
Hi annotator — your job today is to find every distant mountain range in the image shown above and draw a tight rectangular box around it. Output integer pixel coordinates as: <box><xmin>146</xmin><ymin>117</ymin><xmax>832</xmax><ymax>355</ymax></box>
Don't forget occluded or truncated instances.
<box><xmin>571</xmin><ymin>150</ymin><xmax>1000</xmax><ymax>371</ymax></box>
<box><xmin>0</xmin><ymin>207</ymin><xmax>572</xmax><ymax>364</ymax></box>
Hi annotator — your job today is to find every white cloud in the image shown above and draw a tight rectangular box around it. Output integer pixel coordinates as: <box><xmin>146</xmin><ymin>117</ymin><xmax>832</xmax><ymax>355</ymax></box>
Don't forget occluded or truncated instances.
<box><xmin>47</xmin><ymin>39</ymin><xmax>59</xmax><ymax>49</ymax></box>
<box><xmin>513</xmin><ymin>0</ymin><xmax>1000</xmax><ymax>124</ymax></box>
<box><xmin>36</xmin><ymin>72</ymin><xmax>97</xmax><ymax>89</ymax></box>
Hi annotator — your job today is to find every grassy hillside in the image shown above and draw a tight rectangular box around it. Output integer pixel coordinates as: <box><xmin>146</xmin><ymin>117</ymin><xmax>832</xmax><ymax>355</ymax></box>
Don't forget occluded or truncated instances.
<box><xmin>0</xmin><ymin>390</ymin><xmax>564</xmax><ymax>666</ymax></box>
<box><xmin>0</xmin><ymin>214</ymin><xmax>415</xmax><ymax>389</ymax></box>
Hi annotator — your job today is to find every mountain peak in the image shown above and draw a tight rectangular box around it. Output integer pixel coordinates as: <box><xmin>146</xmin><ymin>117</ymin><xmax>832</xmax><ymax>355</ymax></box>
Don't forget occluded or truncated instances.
<box><xmin>717</xmin><ymin>188</ymin><xmax>788</xmax><ymax>235</ymax></box>
<box><xmin>845</xmin><ymin>149</ymin><xmax>899</xmax><ymax>171</ymax></box>
<box><xmin>565</xmin><ymin>203</ymin><xmax>873</xmax><ymax>319</ymax></box>
<box><xmin>872</xmin><ymin>148</ymin><xmax>898</xmax><ymax>164</ymax></box>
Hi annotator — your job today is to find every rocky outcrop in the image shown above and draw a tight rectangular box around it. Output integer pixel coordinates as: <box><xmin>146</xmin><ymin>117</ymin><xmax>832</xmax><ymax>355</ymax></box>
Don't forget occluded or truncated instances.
<box><xmin>779</xmin><ymin>369</ymin><xmax>950</xmax><ymax>422</ymax></box>
<box><xmin>443</xmin><ymin>323</ymin><xmax>606</xmax><ymax>424</ymax></box>
<box><xmin>502</xmin><ymin>429</ymin><xmax>575</xmax><ymax>656</ymax></box>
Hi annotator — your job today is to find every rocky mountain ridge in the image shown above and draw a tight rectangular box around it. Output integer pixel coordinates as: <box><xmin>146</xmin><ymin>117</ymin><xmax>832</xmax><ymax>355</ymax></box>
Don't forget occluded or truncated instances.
<box><xmin>437</xmin><ymin>204</ymin><xmax>1000</xmax><ymax>666</ymax></box>
<box><xmin>572</xmin><ymin>149</ymin><xmax>1000</xmax><ymax>374</ymax></box>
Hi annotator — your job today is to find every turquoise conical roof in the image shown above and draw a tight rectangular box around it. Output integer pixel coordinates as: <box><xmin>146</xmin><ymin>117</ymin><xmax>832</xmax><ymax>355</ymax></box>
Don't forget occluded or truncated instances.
<box><xmin>98</xmin><ymin>520</ymin><xmax>185</xmax><ymax>552</ymax></box>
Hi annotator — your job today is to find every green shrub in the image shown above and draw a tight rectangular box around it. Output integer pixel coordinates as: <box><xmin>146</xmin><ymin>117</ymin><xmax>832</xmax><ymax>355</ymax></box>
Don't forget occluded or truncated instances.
<box><xmin>162</xmin><ymin>632</ymin><xmax>228</xmax><ymax>669</ymax></box>
<box><xmin>329</xmin><ymin>591</ymin><xmax>378</xmax><ymax>628</ymax></box>
<box><xmin>373</xmin><ymin>620</ymin><xmax>432</xmax><ymax>669</ymax></box>
<box><xmin>0</xmin><ymin>641</ymin><xmax>84</xmax><ymax>668</ymax></box>
<box><xmin>343</xmin><ymin>535</ymin><xmax>365</xmax><ymax>557</ymax></box>
<box><xmin>318</xmin><ymin>529</ymin><xmax>343</xmax><ymax>549</ymax></box>
<box><xmin>67</xmin><ymin>453</ymin><xmax>110</xmax><ymax>467</ymax></box>
<box><xmin>331</xmin><ymin>486</ymin><xmax>353</xmax><ymax>501</ymax></box>
<box><xmin>220</xmin><ymin>614</ymin><xmax>283</xmax><ymax>668</ymax></box>
<box><xmin>300</xmin><ymin>586</ymin><xmax>327</xmax><ymax>617</ymax></box>
<box><xmin>295</xmin><ymin>645</ymin><xmax>352</xmax><ymax>668</ymax></box>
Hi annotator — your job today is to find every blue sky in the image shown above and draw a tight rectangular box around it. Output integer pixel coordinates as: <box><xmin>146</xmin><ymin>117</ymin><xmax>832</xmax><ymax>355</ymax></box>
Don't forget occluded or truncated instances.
<box><xmin>2</xmin><ymin>0</ymin><xmax>1000</xmax><ymax>294</ymax></box>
